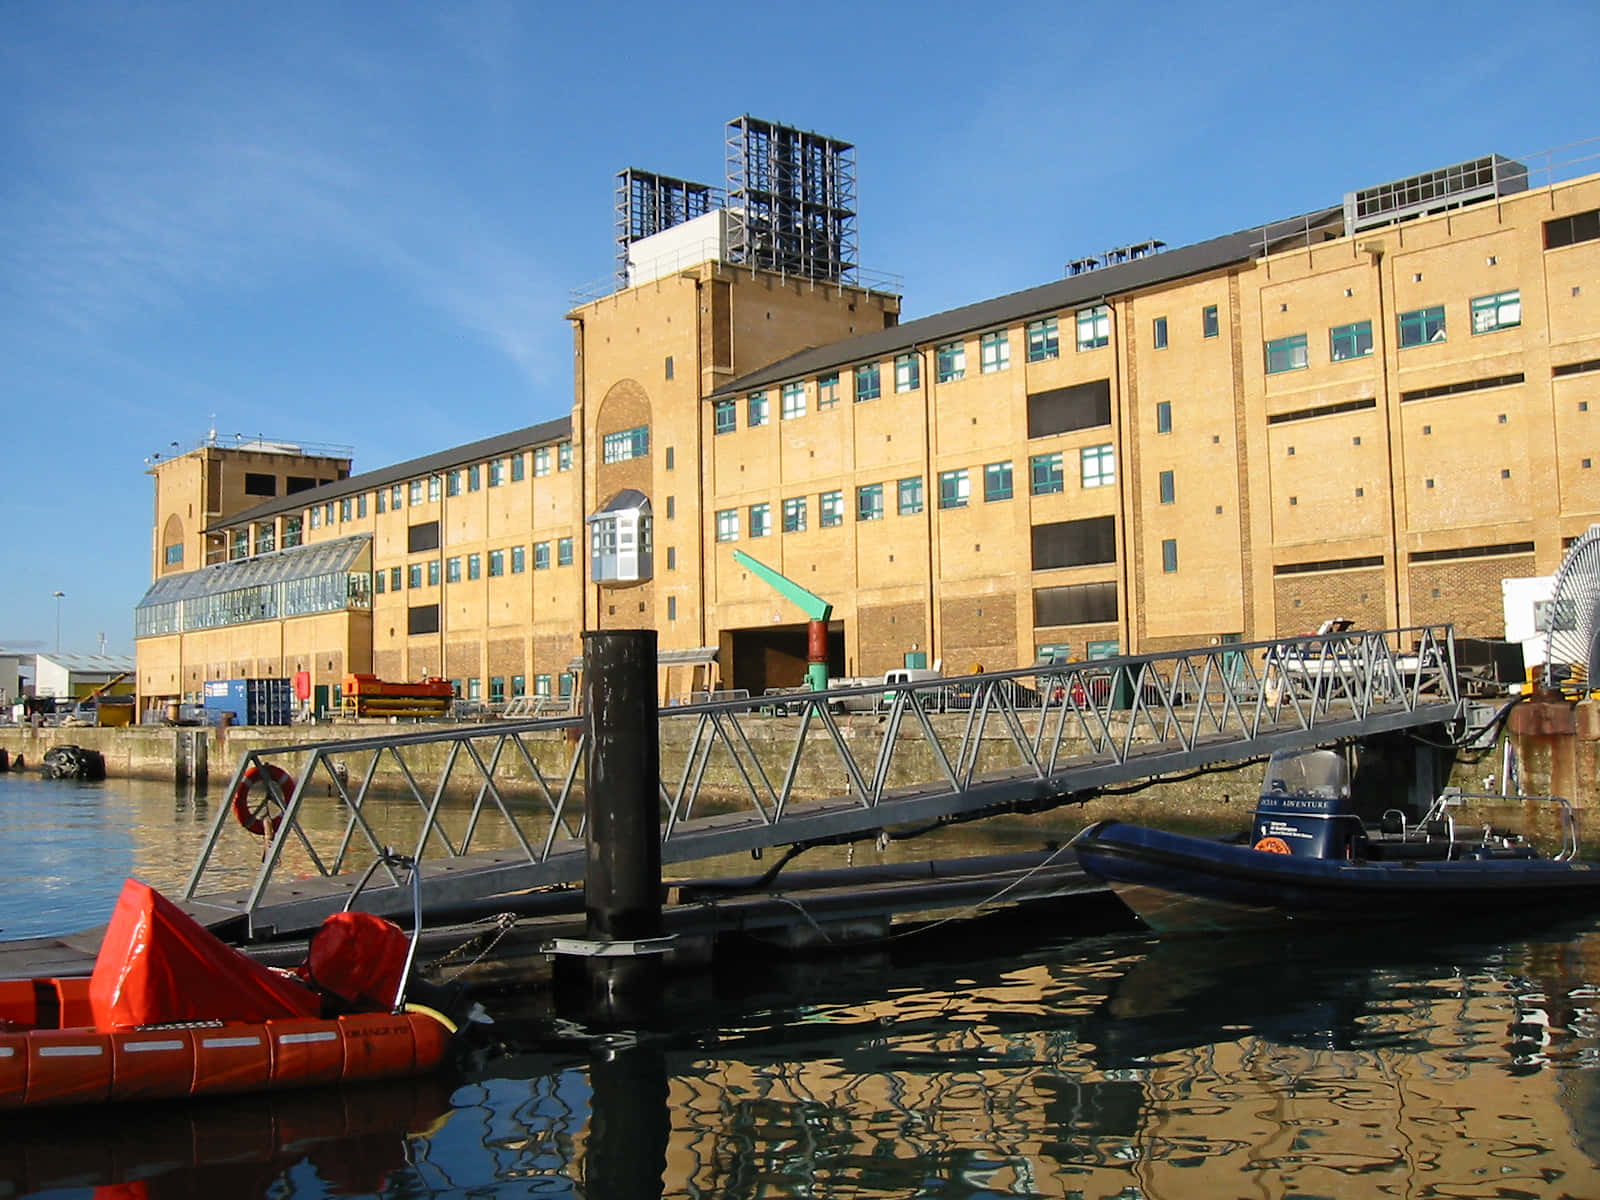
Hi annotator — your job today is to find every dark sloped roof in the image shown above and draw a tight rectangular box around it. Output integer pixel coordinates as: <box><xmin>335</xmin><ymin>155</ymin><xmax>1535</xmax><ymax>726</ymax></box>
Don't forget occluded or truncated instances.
<box><xmin>210</xmin><ymin>416</ymin><xmax>573</xmax><ymax>531</ymax></box>
<box><xmin>712</xmin><ymin>209</ymin><xmax>1343</xmax><ymax>398</ymax></box>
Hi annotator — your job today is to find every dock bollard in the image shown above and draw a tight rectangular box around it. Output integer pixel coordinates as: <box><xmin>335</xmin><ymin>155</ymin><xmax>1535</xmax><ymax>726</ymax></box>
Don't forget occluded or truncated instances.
<box><xmin>550</xmin><ymin>629</ymin><xmax>669</xmax><ymax>1027</ymax></box>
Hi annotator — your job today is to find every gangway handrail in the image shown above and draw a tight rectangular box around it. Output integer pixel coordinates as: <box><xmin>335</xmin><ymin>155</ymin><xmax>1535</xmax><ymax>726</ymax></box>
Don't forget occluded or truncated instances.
<box><xmin>182</xmin><ymin>624</ymin><xmax>1462</xmax><ymax>936</ymax></box>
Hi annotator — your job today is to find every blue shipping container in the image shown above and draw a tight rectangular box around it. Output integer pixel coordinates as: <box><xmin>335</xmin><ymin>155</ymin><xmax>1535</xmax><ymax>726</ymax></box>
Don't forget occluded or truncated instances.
<box><xmin>202</xmin><ymin>678</ymin><xmax>293</xmax><ymax>725</ymax></box>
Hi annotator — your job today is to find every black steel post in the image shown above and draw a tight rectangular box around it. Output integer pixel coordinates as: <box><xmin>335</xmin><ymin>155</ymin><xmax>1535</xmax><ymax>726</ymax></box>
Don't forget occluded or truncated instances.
<box><xmin>562</xmin><ymin>628</ymin><xmax>664</xmax><ymax>1025</ymax></box>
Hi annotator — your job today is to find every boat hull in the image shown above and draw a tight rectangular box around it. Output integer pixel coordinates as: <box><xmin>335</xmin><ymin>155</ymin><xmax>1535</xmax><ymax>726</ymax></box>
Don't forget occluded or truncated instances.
<box><xmin>1072</xmin><ymin>820</ymin><xmax>1600</xmax><ymax>934</ymax></box>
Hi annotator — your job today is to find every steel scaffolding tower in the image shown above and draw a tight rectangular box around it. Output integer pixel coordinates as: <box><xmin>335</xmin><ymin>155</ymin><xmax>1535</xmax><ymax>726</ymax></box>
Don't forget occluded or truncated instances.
<box><xmin>725</xmin><ymin>116</ymin><xmax>857</xmax><ymax>284</ymax></box>
<box><xmin>615</xmin><ymin>168</ymin><xmax>723</xmax><ymax>286</ymax></box>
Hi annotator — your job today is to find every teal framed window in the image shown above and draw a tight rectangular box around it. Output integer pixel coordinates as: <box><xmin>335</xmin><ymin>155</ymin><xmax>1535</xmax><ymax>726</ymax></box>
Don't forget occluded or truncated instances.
<box><xmin>749</xmin><ymin>391</ymin><xmax>771</xmax><ymax>426</ymax></box>
<box><xmin>467</xmin><ymin>678</ymin><xmax>481</xmax><ymax>701</ymax></box>
<box><xmin>467</xmin><ymin>554</ymin><xmax>481</xmax><ymax>580</ymax></box>
<box><xmin>340</xmin><ymin>498</ymin><xmax>352</xmax><ymax>522</ymax></box>
<box><xmin>781</xmin><ymin>383</ymin><xmax>805</xmax><ymax>420</ymax></box>
<box><xmin>714</xmin><ymin>399</ymin><xmax>736</xmax><ymax>434</ymax></box>
<box><xmin>511</xmin><ymin>545</ymin><xmax>525</xmax><ymax>573</ymax></box>
<box><xmin>534</xmin><ymin>447</ymin><xmax>551</xmax><ymax>476</ymax></box>
<box><xmin>602</xmin><ymin>425</ymin><xmax>649</xmax><ymax>463</ymax></box>
<box><xmin>558</xmin><ymin>440</ymin><xmax>572</xmax><ymax>470</ymax></box>
<box><xmin>855</xmin><ymin>363</ymin><xmax>881</xmax><ymax>402</ymax></box>
<box><xmin>715</xmin><ymin>509</ymin><xmax>739</xmax><ymax>542</ymax></box>
<box><xmin>980</xmin><ymin>331</ymin><xmax>1009</xmax><ymax>374</ymax></box>
<box><xmin>467</xmin><ymin>467</ymin><xmax>479</xmax><ymax>492</ymax></box>
<box><xmin>1027</xmin><ymin>317</ymin><xmax>1059</xmax><ymax>362</ymax></box>
<box><xmin>1471</xmin><ymin>290</ymin><xmax>1520</xmax><ymax>335</ymax></box>
<box><xmin>558</xmin><ymin>537</ymin><xmax>573</xmax><ymax>566</ymax></box>
<box><xmin>446</xmin><ymin>557</ymin><xmax>461</xmax><ymax>583</ymax></box>
<box><xmin>1152</xmin><ymin>316</ymin><xmax>1168</xmax><ymax>349</ymax></box>
<box><xmin>356</xmin><ymin>495</ymin><xmax>366</xmax><ymax>518</ymax></box>
<box><xmin>817</xmin><ymin>372</ymin><xmax>840</xmax><ymax>410</ymax></box>
<box><xmin>1158</xmin><ymin>470</ymin><xmax>1175</xmax><ymax>505</ymax></box>
<box><xmin>428</xmin><ymin>559</ymin><xmax>440</xmax><ymax>585</ymax></box>
<box><xmin>408</xmin><ymin>564</ymin><xmax>423</xmax><ymax>589</ymax></box>
<box><xmin>749</xmin><ymin>503</ymin><xmax>771</xmax><ymax>538</ymax></box>
<box><xmin>1080</xmin><ymin>444</ymin><xmax>1115</xmax><ymax>488</ymax></box>
<box><xmin>1162</xmin><ymin>538</ymin><xmax>1178</xmax><ymax>573</ymax></box>
<box><xmin>510</xmin><ymin>453</ymin><xmax>525</xmax><ymax>482</ymax></box>
<box><xmin>898</xmin><ymin>476</ymin><xmax>924</xmax><ymax>515</ymax></box>
<box><xmin>1264</xmin><ymin>333</ymin><xmax>1309</xmax><ymax>374</ymax></box>
<box><xmin>488</xmin><ymin>549</ymin><xmax>504</xmax><ymax>577</ymax></box>
<box><xmin>391</xmin><ymin>484</ymin><xmax>405</xmax><ymax>508</ymax></box>
<box><xmin>374</xmin><ymin>571</ymin><xmax>384</xmax><ymax>594</ymax></box>
<box><xmin>511</xmin><ymin>675</ymin><xmax>526</xmax><ymax>698</ymax></box>
<box><xmin>390</xmin><ymin>566</ymin><xmax>402</xmax><ymax>591</ymax></box>
<box><xmin>936</xmin><ymin>340</ymin><xmax>965</xmax><ymax>382</ymax></box>
<box><xmin>938</xmin><ymin>468</ymin><xmax>970</xmax><ymax>509</ymax></box>
<box><xmin>535</xmin><ymin>674</ymin><xmax>552</xmax><ymax>697</ymax></box>
<box><xmin>783</xmin><ymin>496</ymin><xmax>806</xmax><ymax>532</ymax></box>
<box><xmin>1155</xmin><ymin>401</ymin><xmax>1172</xmax><ymax>433</ymax></box>
<box><xmin>820</xmin><ymin>490</ymin><xmax>844</xmax><ymax>527</ymax></box>
<box><xmin>894</xmin><ymin>352</ymin><xmax>920</xmax><ymax>393</ymax></box>
<box><xmin>857</xmin><ymin>483</ymin><xmax>883</xmax><ymax>522</ymax></box>
<box><xmin>1398</xmin><ymin>305</ymin><xmax>1446</xmax><ymax>348</ymax></box>
<box><xmin>487</xmin><ymin>460</ymin><xmax>503</xmax><ymax>487</ymax></box>
<box><xmin>559</xmin><ymin>672</ymin><xmax>574</xmax><ymax>698</ymax></box>
<box><xmin>409</xmin><ymin>480</ymin><xmax>423</xmax><ymax>506</ymax></box>
<box><xmin>490</xmin><ymin>677</ymin><xmax>505</xmax><ymax>704</ymax></box>
<box><xmin>534</xmin><ymin>542</ymin><xmax>551</xmax><ymax>569</ymax></box>
<box><xmin>1329</xmin><ymin>321</ymin><xmax>1373</xmax><ymax>362</ymax></box>
<box><xmin>1030</xmin><ymin>452</ymin><xmax>1064</xmax><ymax>495</ymax></box>
<box><xmin>984</xmin><ymin>461</ymin><xmax>1013</xmax><ymax>502</ymax></box>
<box><xmin>165</xmin><ymin>543</ymin><xmax>184</xmax><ymax>565</ymax></box>
<box><xmin>1202</xmin><ymin>305</ymin><xmax>1219</xmax><ymax>338</ymax></box>
<box><xmin>1076</xmin><ymin>305</ymin><xmax>1110</xmax><ymax>351</ymax></box>
<box><xmin>446</xmin><ymin>470</ymin><xmax>461</xmax><ymax>497</ymax></box>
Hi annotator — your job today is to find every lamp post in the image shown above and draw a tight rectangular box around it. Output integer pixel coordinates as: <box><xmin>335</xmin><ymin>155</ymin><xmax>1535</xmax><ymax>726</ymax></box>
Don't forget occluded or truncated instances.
<box><xmin>52</xmin><ymin>591</ymin><xmax>65</xmax><ymax>654</ymax></box>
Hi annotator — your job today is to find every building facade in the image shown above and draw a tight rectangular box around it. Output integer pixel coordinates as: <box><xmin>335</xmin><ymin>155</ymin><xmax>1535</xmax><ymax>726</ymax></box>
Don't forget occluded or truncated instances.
<box><xmin>136</xmin><ymin>137</ymin><xmax>1600</xmax><ymax>706</ymax></box>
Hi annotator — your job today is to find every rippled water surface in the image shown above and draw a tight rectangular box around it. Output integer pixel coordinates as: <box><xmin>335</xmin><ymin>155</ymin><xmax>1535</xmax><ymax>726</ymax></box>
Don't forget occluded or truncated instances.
<box><xmin>3</xmin><ymin>774</ymin><xmax>1600</xmax><ymax>1198</ymax></box>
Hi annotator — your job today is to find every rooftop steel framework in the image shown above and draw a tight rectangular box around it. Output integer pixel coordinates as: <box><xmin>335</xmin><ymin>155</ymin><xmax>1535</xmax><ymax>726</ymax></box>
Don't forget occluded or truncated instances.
<box><xmin>725</xmin><ymin>116</ymin><xmax>857</xmax><ymax>284</ymax></box>
<box><xmin>614</xmin><ymin>168</ymin><xmax>723</xmax><ymax>287</ymax></box>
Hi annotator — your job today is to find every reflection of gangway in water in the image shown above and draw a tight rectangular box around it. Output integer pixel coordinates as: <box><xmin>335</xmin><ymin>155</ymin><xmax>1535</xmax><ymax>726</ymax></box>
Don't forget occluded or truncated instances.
<box><xmin>182</xmin><ymin>625</ymin><xmax>1462</xmax><ymax>939</ymax></box>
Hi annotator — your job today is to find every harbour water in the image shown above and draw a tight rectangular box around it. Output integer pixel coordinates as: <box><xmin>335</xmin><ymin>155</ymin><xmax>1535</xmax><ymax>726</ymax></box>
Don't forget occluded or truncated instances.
<box><xmin>3</xmin><ymin>774</ymin><xmax>1600</xmax><ymax>1198</ymax></box>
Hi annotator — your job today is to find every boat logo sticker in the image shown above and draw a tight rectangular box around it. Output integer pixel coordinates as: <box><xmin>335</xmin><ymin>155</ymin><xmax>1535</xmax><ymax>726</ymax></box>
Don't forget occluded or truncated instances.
<box><xmin>1253</xmin><ymin>836</ymin><xmax>1292</xmax><ymax>854</ymax></box>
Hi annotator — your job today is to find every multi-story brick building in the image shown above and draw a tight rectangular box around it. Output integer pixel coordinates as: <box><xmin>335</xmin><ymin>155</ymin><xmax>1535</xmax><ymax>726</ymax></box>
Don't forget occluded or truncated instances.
<box><xmin>134</xmin><ymin>123</ymin><xmax>1600</xmax><ymax>708</ymax></box>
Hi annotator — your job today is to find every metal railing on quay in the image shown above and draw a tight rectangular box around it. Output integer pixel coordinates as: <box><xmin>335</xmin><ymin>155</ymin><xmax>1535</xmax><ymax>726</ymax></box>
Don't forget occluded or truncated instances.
<box><xmin>183</xmin><ymin>624</ymin><xmax>1461</xmax><ymax>931</ymax></box>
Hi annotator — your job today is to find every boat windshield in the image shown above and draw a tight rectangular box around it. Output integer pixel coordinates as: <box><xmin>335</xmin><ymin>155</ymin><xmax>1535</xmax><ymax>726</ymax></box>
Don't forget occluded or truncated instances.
<box><xmin>1260</xmin><ymin>749</ymin><xmax>1350</xmax><ymax>801</ymax></box>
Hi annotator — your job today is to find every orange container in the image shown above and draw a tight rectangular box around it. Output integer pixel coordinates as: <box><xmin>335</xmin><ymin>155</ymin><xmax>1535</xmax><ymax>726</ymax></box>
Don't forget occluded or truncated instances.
<box><xmin>191</xmin><ymin>1028</ymin><xmax>272</xmax><ymax>1096</ymax></box>
<box><xmin>26</xmin><ymin>1031</ymin><xmax>113</xmax><ymax>1106</ymax></box>
<box><xmin>109</xmin><ymin>1029</ymin><xmax>197</xmax><ymax>1102</ymax></box>
<box><xmin>268</xmin><ymin>1018</ymin><xmax>346</xmax><ymax>1089</ymax></box>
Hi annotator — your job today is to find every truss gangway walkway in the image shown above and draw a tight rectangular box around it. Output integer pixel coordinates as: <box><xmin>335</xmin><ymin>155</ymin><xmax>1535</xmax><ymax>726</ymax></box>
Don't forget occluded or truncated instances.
<box><xmin>182</xmin><ymin>625</ymin><xmax>1462</xmax><ymax>939</ymax></box>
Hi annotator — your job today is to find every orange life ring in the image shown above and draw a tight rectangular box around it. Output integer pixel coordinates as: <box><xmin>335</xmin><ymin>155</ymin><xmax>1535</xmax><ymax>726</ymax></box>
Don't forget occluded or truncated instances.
<box><xmin>1253</xmin><ymin>836</ymin><xmax>1292</xmax><ymax>855</ymax></box>
<box><xmin>231</xmin><ymin>764</ymin><xmax>295</xmax><ymax>836</ymax></box>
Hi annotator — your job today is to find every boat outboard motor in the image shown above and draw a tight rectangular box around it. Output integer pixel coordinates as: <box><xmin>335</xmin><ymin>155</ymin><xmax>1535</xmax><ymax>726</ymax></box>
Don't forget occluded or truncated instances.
<box><xmin>1250</xmin><ymin>749</ymin><xmax>1365</xmax><ymax>859</ymax></box>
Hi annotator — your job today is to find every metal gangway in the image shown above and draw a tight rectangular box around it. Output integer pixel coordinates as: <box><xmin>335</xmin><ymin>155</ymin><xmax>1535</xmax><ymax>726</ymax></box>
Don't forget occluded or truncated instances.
<box><xmin>183</xmin><ymin>624</ymin><xmax>1462</xmax><ymax>937</ymax></box>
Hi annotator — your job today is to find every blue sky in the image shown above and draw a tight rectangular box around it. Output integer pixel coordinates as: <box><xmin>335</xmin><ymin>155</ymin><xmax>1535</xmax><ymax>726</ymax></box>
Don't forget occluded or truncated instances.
<box><xmin>3</xmin><ymin>0</ymin><xmax>1596</xmax><ymax>656</ymax></box>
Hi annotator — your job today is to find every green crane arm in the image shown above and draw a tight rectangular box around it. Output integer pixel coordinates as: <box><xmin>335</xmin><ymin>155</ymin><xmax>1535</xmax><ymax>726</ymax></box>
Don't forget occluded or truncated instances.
<box><xmin>731</xmin><ymin>549</ymin><xmax>833</xmax><ymax>622</ymax></box>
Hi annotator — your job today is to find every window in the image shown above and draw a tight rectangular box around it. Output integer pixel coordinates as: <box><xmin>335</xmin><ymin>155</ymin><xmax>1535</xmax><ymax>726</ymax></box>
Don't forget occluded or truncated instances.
<box><xmin>467</xmin><ymin>553</ymin><xmax>481</xmax><ymax>580</ymax></box>
<box><xmin>488</xmin><ymin>549</ymin><xmax>504</xmax><ymax>577</ymax></box>
<box><xmin>535</xmin><ymin>675</ymin><xmax>552</xmax><ymax>698</ymax></box>
<box><xmin>534</xmin><ymin>447</ymin><xmax>551</xmax><ymax>476</ymax></box>
<box><xmin>749</xmin><ymin>503</ymin><xmax>771</xmax><ymax>538</ymax></box>
<box><xmin>408</xmin><ymin>563</ymin><xmax>423</xmax><ymax>589</ymax></box>
<box><xmin>558</xmin><ymin>441</ymin><xmax>573</xmax><ymax>471</ymax></box>
<box><xmin>1159</xmin><ymin>470</ymin><xmax>1175</xmax><ymax>504</ymax></box>
<box><xmin>1033</xmin><ymin>580</ymin><xmax>1118</xmax><ymax>626</ymax></box>
<box><xmin>1202</xmin><ymin>305</ymin><xmax>1219</xmax><ymax>338</ymax></box>
<box><xmin>1028</xmin><ymin>380</ymin><xmax>1111</xmax><ymax>437</ymax></box>
<box><xmin>1152</xmin><ymin>316</ymin><xmax>1168</xmax><ymax>350</ymax></box>
<box><xmin>1329</xmin><ymin>321</ymin><xmax>1373</xmax><ymax>362</ymax></box>
<box><xmin>1027</xmin><ymin>317</ymin><xmax>1060</xmax><ymax>362</ymax></box>
<box><xmin>1076</xmin><ymin>305</ymin><xmax>1110</xmax><ymax>351</ymax></box>
<box><xmin>665</xmin><ymin>355</ymin><xmax>674</xmax><ymax>380</ymax></box>
<box><xmin>783</xmin><ymin>496</ymin><xmax>807</xmax><ymax>532</ymax></box>
<box><xmin>409</xmin><ymin>480</ymin><xmax>423</xmax><ymax>506</ymax></box>
<box><xmin>408</xmin><ymin>604</ymin><xmax>440</xmax><ymax>636</ymax></box>
<box><xmin>817</xmin><ymin>372</ymin><xmax>840</xmax><ymax>410</ymax></box>
<box><xmin>490</xmin><ymin>676</ymin><xmax>505</xmax><ymax>704</ymax></box>
<box><xmin>1544</xmin><ymin>208</ymin><xmax>1600</xmax><ymax>249</ymax></box>
<box><xmin>980</xmin><ymin>331</ymin><xmax>1009</xmax><ymax>374</ymax></box>
<box><xmin>374</xmin><ymin>570</ymin><xmax>384</xmax><ymax>594</ymax></box>
<box><xmin>283</xmin><ymin>516</ymin><xmax>302</xmax><ymax>548</ymax></box>
<box><xmin>1031</xmin><ymin>452</ymin><xmax>1065</xmax><ymax>495</ymax></box>
<box><xmin>1399</xmin><ymin>305</ymin><xmax>1446</xmax><ymax>348</ymax></box>
<box><xmin>1080</xmin><ymin>444</ymin><xmax>1116</xmax><ymax>489</ymax></box>
<box><xmin>1264</xmin><ymin>333</ymin><xmax>1309</xmax><ymax>374</ymax></box>
<box><xmin>165</xmin><ymin>542</ymin><xmax>184</xmax><ymax>565</ymax></box>
<box><xmin>984</xmin><ymin>461</ymin><xmax>1013</xmax><ymax>502</ymax></box>
<box><xmin>559</xmin><ymin>672</ymin><xmax>574</xmax><ymax>699</ymax></box>
<box><xmin>467</xmin><ymin>466</ymin><xmax>480</xmax><ymax>492</ymax></box>
<box><xmin>467</xmin><ymin>678</ymin><xmax>481</xmax><ymax>701</ymax></box>
<box><xmin>781</xmin><ymin>383</ymin><xmax>805</xmax><ymax>420</ymax></box>
<box><xmin>390</xmin><ymin>484</ymin><xmax>406</xmax><ymax>509</ymax></box>
<box><xmin>340</xmin><ymin>498</ymin><xmax>352</xmax><ymax>522</ymax></box>
<box><xmin>820</xmin><ymin>490</ymin><xmax>844</xmax><ymax>527</ymax></box>
<box><xmin>407</xmin><ymin>521</ymin><xmax>440</xmax><ymax>553</ymax></box>
<box><xmin>244</xmin><ymin>472</ymin><xmax>276</xmax><ymax>497</ymax></box>
<box><xmin>510</xmin><ymin>454</ymin><xmax>525</xmax><ymax>482</ymax></box>
<box><xmin>667</xmin><ymin>596</ymin><xmax>677</xmax><ymax>621</ymax></box>
<box><xmin>857</xmin><ymin>483</ymin><xmax>883</xmax><ymax>522</ymax></box>
<box><xmin>666</xmin><ymin>546</ymin><xmax>676</xmax><ymax>570</ymax></box>
<box><xmin>488</xmin><ymin>460</ymin><xmax>503</xmax><ymax>489</ymax></box>
<box><xmin>427</xmin><ymin>559</ymin><xmax>440</xmax><ymax>586</ymax></box>
<box><xmin>716</xmin><ymin>509</ymin><xmax>740</xmax><ymax>541</ymax></box>
<box><xmin>748</xmin><ymin>391</ymin><xmax>770</xmax><ymax>426</ymax></box>
<box><xmin>375</xmin><ymin>489</ymin><xmax>386</xmax><ymax>514</ymax></box>
<box><xmin>533</xmin><ymin>542</ymin><xmax>550</xmax><ymax>570</ymax></box>
<box><xmin>937</xmin><ymin>340</ymin><xmax>966</xmax><ymax>382</ymax></box>
<box><xmin>390</xmin><ymin>566</ymin><xmax>402</xmax><ymax>592</ymax></box>
<box><xmin>603</xmin><ymin>425</ymin><xmax>649</xmax><ymax>463</ymax></box>
<box><xmin>558</xmin><ymin>537</ymin><xmax>573</xmax><ymax>566</ymax></box>
<box><xmin>714</xmin><ymin>399</ymin><xmax>737</xmax><ymax>434</ymax></box>
<box><xmin>855</xmin><ymin>362</ymin><xmax>881</xmax><ymax>402</ymax></box>
<box><xmin>894</xmin><ymin>353</ymin><xmax>920</xmax><ymax>393</ymax></box>
<box><xmin>1162</xmin><ymin>538</ymin><xmax>1178</xmax><ymax>573</ymax></box>
<box><xmin>427</xmin><ymin>475</ymin><xmax>441</xmax><ymax>503</ymax></box>
<box><xmin>255</xmin><ymin>523</ymin><xmax>274</xmax><ymax>554</ymax></box>
<box><xmin>511</xmin><ymin>675</ymin><xmax>526</xmax><ymax>698</ymax></box>
<box><xmin>1471</xmin><ymin>290</ymin><xmax>1521</xmax><ymax>335</ymax></box>
<box><xmin>309</xmin><ymin>507</ymin><xmax>322</xmax><ymax>530</ymax></box>
<box><xmin>1155</xmin><ymin>401</ymin><xmax>1172</xmax><ymax>433</ymax></box>
<box><xmin>1032</xmin><ymin>516</ymin><xmax>1117</xmax><ymax>570</ymax></box>
<box><xmin>446</xmin><ymin>470</ymin><xmax>461</xmax><ymax>497</ymax></box>
<box><xmin>938</xmin><ymin>468</ymin><xmax>970</xmax><ymax>509</ymax></box>
<box><xmin>356</xmin><ymin>494</ymin><xmax>366</xmax><ymax>518</ymax></box>
<box><xmin>511</xmin><ymin>545</ymin><xmax>525</xmax><ymax>573</ymax></box>
<box><xmin>446</xmin><ymin>556</ymin><xmax>461</xmax><ymax>583</ymax></box>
